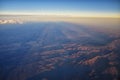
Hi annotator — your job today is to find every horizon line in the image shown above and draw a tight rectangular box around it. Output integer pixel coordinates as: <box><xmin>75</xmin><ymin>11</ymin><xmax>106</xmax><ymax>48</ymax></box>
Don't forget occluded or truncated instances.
<box><xmin>0</xmin><ymin>14</ymin><xmax>120</xmax><ymax>18</ymax></box>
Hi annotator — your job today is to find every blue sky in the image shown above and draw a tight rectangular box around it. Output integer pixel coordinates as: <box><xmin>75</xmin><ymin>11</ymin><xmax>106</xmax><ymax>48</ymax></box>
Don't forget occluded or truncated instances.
<box><xmin>0</xmin><ymin>0</ymin><xmax>120</xmax><ymax>17</ymax></box>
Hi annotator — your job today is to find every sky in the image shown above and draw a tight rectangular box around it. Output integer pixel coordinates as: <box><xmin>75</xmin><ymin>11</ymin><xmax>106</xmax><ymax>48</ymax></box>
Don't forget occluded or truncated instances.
<box><xmin>0</xmin><ymin>0</ymin><xmax>120</xmax><ymax>18</ymax></box>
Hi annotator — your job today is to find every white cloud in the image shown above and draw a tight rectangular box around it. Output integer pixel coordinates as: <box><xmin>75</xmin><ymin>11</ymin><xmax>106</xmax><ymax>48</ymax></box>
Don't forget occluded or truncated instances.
<box><xmin>0</xmin><ymin>19</ymin><xmax>23</xmax><ymax>24</ymax></box>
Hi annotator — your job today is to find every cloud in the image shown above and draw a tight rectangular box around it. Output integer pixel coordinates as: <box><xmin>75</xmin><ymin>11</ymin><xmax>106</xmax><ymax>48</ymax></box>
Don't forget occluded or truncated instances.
<box><xmin>0</xmin><ymin>19</ymin><xmax>23</xmax><ymax>24</ymax></box>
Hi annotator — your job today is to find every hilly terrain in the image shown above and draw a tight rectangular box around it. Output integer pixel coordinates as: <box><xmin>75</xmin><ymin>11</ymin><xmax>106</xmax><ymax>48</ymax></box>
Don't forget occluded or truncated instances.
<box><xmin>0</xmin><ymin>22</ymin><xmax>120</xmax><ymax>80</ymax></box>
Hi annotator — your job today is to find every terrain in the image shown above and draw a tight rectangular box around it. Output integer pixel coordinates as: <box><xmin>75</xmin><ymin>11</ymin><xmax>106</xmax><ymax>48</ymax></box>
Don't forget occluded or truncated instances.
<box><xmin>0</xmin><ymin>20</ymin><xmax>120</xmax><ymax>80</ymax></box>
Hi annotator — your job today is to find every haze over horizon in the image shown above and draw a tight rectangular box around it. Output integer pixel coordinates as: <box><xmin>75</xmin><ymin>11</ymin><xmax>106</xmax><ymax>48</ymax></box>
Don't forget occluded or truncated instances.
<box><xmin>0</xmin><ymin>0</ymin><xmax>120</xmax><ymax>18</ymax></box>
